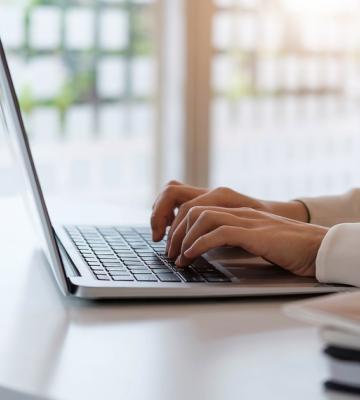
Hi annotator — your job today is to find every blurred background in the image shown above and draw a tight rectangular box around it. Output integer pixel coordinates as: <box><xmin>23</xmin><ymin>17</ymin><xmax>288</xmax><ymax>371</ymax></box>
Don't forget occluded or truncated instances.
<box><xmin>1</xmin><ymin>0</ymin><xmax>360</xmax><ymax>209</ymax></box>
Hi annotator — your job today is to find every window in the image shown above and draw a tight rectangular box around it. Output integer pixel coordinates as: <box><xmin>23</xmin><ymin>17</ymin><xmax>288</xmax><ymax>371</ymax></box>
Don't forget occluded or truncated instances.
<box><xmin>210</xmin><ymin>0</ymin><xmax>360</xmax><ymax>200</ymax></box>
<box><xmin>1</xmin><ymin>0</ymin><xmax>360</xmax><ymax>207</ymax></box>
<box><xmin>0</xmin><ymin>0</ymin><xmax>157</xmax><ymax>207</ymax></box>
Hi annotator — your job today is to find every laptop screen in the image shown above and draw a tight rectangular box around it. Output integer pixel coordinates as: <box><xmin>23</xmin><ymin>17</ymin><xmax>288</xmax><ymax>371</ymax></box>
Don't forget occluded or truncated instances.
<box><xmin>0</xmin><ymin>39</ymin><xmax>70</xmax><ymax>294</ymax></box>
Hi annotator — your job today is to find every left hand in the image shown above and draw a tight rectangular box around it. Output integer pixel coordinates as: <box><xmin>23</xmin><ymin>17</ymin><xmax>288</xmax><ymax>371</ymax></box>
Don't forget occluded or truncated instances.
<box><xmin>175</xmin><ymin>208</ymin><xmax>328</xmax><ymax>277</ymax></box>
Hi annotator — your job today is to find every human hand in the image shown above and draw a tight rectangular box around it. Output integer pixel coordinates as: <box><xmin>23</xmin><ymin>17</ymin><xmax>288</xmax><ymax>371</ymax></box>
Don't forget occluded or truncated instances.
<box><xmin>151</xmin><ymin>181</ymin><xmax>309</xmax><ymax>259</ymax></box>
<box><xmin>151</xmin><ymin>181</ymin><xmax>265</xmax><ymax>244</ymax></box>
<box><xmin>175</xmin><ymin>208</ymin><xmax>328</xmax><ymax>277</ymax></box>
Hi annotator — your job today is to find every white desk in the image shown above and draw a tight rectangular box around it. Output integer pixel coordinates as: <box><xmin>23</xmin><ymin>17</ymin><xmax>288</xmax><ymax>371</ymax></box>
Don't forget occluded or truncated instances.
<box><xmin>0</xmin><ymin>197</ymin><xmax>353</xmax><ymax>400</ymax></box>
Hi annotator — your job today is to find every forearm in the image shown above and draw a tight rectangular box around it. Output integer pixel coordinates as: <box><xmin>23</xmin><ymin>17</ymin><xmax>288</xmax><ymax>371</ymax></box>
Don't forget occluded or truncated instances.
<box><xmin>265</xmin><ymin>200</ymin><xmax>309</xmax><ymax>223</ymax></box>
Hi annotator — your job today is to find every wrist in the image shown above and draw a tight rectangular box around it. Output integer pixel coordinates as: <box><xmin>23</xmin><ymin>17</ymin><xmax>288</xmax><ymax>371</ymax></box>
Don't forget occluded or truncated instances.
<box><xmin>265</xmin><ymin>200</ymin><xmax>309</xmax><ymax>222</ymax></box>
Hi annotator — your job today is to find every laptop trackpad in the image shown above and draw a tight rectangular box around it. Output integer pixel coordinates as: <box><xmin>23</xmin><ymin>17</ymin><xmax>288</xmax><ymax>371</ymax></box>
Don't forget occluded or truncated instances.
<box><xmin>204</xmin><ymin>247</ymin><xmax>318</xmax><ymax>284</ymax></box>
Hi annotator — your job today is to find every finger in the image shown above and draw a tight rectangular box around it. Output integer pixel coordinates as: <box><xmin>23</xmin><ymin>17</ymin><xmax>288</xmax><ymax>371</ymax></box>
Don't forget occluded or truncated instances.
<box><xmin>151</xmin><ymin>185</ymin><xmax>197</xmax><ymax>242</ymax></box>
<box><xmin>167</xmin><ymin>191</ymin><xmax>224</xmax><ymax>245</ymax></box>
<box><xmin>182</xmin><ymin>226</ymin><xmax>253</xmax><ymax>266</ymax></box>
<box><xmin>167</xmin><ymin>205</ymin><xmax>211</xmax><ymax>258</ymax></box>
<box><xmin>168</xmin><ymin>206</ymin><xmax>261</xmax><ymax>259</ymax></box>
<box><xmin>151</xmin><ymin>180</ymin><xmax>183</xmax><ymax>210</ymax></box>
<box><xmin>167</xmin><ymin>218</ymin><xmax>187</xmax><ymax>259</ymax></box>
<box><xmin>177</xmin><ymin>212</ymin><xmax>256</xmax><ymax>266</ymax></box>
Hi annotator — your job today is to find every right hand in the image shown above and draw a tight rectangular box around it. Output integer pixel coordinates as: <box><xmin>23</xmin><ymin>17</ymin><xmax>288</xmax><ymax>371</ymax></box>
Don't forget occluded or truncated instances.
<box><xmin>150</xmin><ymin>180</ymin><xmax>309</xmax><ymax>259</ymax></box>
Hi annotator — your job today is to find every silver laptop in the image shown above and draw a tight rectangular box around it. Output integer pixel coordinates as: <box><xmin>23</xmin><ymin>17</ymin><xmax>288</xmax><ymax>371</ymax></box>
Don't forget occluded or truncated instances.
<box><xmin>0</xmin><ymin>39</ymin><xmax>351</xmax><ymax>299</ymax></box>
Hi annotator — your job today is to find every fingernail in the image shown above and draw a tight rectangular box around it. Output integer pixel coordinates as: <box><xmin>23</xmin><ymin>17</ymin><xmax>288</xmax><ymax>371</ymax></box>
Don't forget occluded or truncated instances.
<box><xmin>175</xmin><ymin>256</ymin><xmax>182</xmax><ymax>267</ymax></box>
<box><xmin>152</xmin><ymin>231</ymin><xmax>160</xmax><ymax>242</ymax></box>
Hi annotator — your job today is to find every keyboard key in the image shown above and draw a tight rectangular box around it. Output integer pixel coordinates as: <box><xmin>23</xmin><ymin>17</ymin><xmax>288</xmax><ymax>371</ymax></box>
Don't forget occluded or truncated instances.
<box><xmin>177</xmin><ymin>270</ymin><xmax>205</xmax><ymax>282</ymax></box>
<box><xmin>156</xmin><ymin>273</ymin><xmax>181</xmax><ymax>282</ymax></box>
<box><xmin>115</xmin><ymin>228</ymin><xmax>134</xmax><ymax>234</ymax></box>
<box><xmin>149</xmin><ymin>267</ymin><xmax>170</xmax><ymax>273</ymax></box>
<box><xmin>137</xmin><ymin>250</ymin><xmax>157</xmax><ymax>255</ymax></box>
<box><xmin>151</xmin><ymin>246</ymin><xmax>166</xmax><ymax>250</ymax></box>
<box><xmin>140</xmin><ymin>255</ymin><xmax>161</xmax><ymax>260</ymax></box>
<box><xmin>73</xmin><ymin>239</ymin><xmax>87</xmax><ymax>244</ymax></box>
<box><xmin>111</xmin><ymin>276</ymin><xmax>134</xmax><ymax>281</ymax></box>
<box><xmin>80</xmin><ymin>251</ymin><xmax>93</xmax><ymax>256</ymax></box>
<box><xmin>134</xmin><ymin>274</ymin><xmax>157</xmax><ymax>282</ymax></box>
<box><xmin>108</xmin><ymin>270</ymin><xmax>131</xmax><ymax>276</ymax></box>
<box><xmin>108</xmin><ymin>243</ymin><xmax>127</xmax><ymax>247</ymax></box>
<box><xmin>122</xmin><ymin>261</ymin><xmax>143</xmax><ymax>266</ymax></box>
<box><xmin>98</xmin><ymin>255</ymin><xmax>118</xmax><ymax>260</ymax></box>
<box><xmin>95</xmin><ymin>274</ymin><xmax>110</xmax><ymax>281</ymax></box>
<box><xmin>127</xmin><ymin>266</ymin><xmax>149</xmax><ymax>272</ymax></box>
<box><xmin>84</xmin><ymin>257</ymin><xmax>98</xmax><ymax>262</ymax></box>
<box><xmin>140</xmin><ymin>260</ymin><xmax>164</xmax><ymax>266</ymax></box>
<box><xmin>116</xmin><ymin>252</ymin><xmax>135</xmax><ymax>257</ymax></box>
<box><xmin>102</xmin><ymin>262</ymin><xmax>123</xmax><ymax>267</ymax></box>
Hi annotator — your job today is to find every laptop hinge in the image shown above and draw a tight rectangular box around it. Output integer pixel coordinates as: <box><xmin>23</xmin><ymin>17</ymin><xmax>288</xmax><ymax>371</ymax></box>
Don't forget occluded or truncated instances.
<box><xmin>56</xmin><ymin>237</ymin><xmax>80</xmax><ymax>294</ymax></box>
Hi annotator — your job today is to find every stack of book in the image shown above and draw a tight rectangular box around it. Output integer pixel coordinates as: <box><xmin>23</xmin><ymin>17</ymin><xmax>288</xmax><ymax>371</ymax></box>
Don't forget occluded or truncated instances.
<box><xmin>284</xmin><ymin>291</ymin><xmax>360</xmax><ymax>395</ymax></box>
<box><xmin>322</xmin><ymin>326</ymin><xmax>360</xmax><ymax>394</ymax></box>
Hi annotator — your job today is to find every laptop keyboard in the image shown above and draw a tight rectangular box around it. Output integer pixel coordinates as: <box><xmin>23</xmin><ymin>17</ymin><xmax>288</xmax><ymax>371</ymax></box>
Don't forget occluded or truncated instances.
<box><xmin>65</xmin><ymin>226</ymin><xmax>231</xmax><ymax>283</ymax></box>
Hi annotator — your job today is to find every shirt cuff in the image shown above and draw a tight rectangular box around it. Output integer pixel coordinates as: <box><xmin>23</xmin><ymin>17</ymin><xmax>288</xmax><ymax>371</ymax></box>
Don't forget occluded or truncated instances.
<box><xmin>316</xmin><ymin>223</ymin><xmax>360</xmax><ymax>287</ymax></box>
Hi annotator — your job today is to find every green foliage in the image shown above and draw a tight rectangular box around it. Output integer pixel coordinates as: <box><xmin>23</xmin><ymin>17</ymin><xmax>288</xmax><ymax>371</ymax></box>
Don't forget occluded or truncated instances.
<box><xmin>13</xmin><ymin>0</ymin><xmax>155</xmax><ymax>119</ymax></box>
<box><xmin>132</xmin><ymin>7</ymin><xmax>155</xmax><ymax>55</ymax></box>
<box><xmin>54</xmin><ymin>80</ymin><xmax>76</xmax><ymax>114</ymax></box>
<box><xmin>18</xmin><ymin>85</ymin><xmax>35</xmax><ymax>114</ymax></box>
<box><xmin>222</xmin><ymin>50</ymin><xmax>254</xmax><ymax>101</ymax></box>
<box><xmin>29</xmin><ymin>0</ymin><xmax>63</xmax><ymax>6</ymax></box>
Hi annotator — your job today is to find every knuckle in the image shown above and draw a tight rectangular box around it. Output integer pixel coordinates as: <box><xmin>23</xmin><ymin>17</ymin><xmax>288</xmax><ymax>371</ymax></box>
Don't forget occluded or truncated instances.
<box><xmin>196</xmin><ymin>235</ymin><xmax>206</xmax><ymax>245</ymax></box>
<box><xmin>199</xmin><ymin>209</ymin><xmax>213</xmax><ymax>221</ymax></box>
<box><xmin>240</xmin><ymin>206</ymin><xmax>256</xmax><ymax>214</ymax></box>
<box><xmin>179</xmin><ymin>202</ymin><xmax>190</xmax><ymax>215</ymax></box>
<box><xmin>217</xmin><ymin>225</ymin><xmax>231</xmax><ymax>236</ymax></box>
<box><xmin>188</xmin><ymin>205</ymin><xmax>204</xmax><ymax>218</ymax></box>
<box><xmin>213</xmin><ymin>186</ymin><xmax>232</xmax><ymax>195</ymax></box>
<box><xmin>163</xmin><ymin>185</ymin><xmax>177</xmax><ymax>197</ymax></box>
<box><xmin>166</xmin><ymin>179</ymin><xmax>180</xmax><ymax>187</ymax></box>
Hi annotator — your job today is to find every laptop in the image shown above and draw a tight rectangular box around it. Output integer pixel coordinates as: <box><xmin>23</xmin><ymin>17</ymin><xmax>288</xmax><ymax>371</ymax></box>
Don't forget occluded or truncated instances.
<box><xmin>0</xmin><ymin>39</ymin><xmax>351</xmax><ymax>299</ymax></box>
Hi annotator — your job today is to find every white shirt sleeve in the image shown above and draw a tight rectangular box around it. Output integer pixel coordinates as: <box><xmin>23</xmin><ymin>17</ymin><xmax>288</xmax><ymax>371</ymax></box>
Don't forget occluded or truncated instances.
<box><xmin>316</xmin><ymin>223</ymin><xmax>360</xmax><ymax>287</ymax></box>
<box><xmin>299</xmin><ymin>189</ymin><xmax>360</xmax><ymax>287</ymax></box>
<box><xmin>299</xmin><ymin>188</ymin><xmax>360</xmax><ymax>227</ymax></box>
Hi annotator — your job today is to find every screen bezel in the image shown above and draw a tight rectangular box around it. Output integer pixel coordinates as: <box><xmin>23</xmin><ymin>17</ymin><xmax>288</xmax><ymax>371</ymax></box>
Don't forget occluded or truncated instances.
<box><xmin>0</xmin><ymin>39</ymin><xmax>70</xmax><ymax>295</ymax></box>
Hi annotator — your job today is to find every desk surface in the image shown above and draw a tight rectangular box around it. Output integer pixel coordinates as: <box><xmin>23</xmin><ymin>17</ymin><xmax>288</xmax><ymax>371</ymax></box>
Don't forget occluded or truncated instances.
<box><xmin>0</xmin><ymin>196</ymin><xmax>353</xmax><ymax>400</ymax></box>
